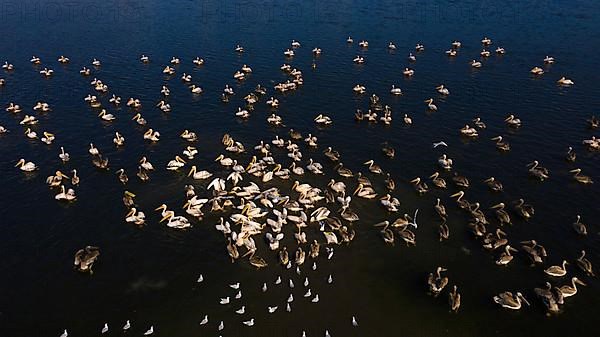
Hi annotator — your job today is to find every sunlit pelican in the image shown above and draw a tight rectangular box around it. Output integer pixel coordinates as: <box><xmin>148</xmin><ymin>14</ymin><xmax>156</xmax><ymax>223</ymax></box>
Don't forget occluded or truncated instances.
<box><xmin>403</xmin><ymin>114</ymin><xmax>412</xmax><ymax>125</ymax></box>
<box><xmin>55</xmin><ymin>185</ymin><xmax>76</xmax><ymax>201</ymax></box>
<box><xmin>449</xmin><ymin>285</ymin><xmax>461</xmax><ymax>313</ymax></box>
<box><xmin>166</xmin><ymin>156</ymin><xmax>186</xmax><ymax>171</ymax></box>
<box><xmin>130</xmin><ymin>113</ymin><xmax>146</xmax><ymax>126</ymax></box>
<box><xmin>527</xmin><ymin>160</ymin><xmax>549</xmax><ymax>181</ymax></box>
<box><xmin>193</xmin><ymin>57</ymin><xmax>204</xmax><ymax>65</ymax></box>
<box><xmin>572</xmin><ymin>215</ymin><xmax>587</xmax><ymax>235</ymax></box>
<box><xmin>353</xmin><ymin>84</ymin><xmax>366</xmax><ymax>93</ymax></box>
<box><xmin>364</xmin><ymin>160</ymin><xmax>382</xmax><ymax>174</ymax></box>
<box><xmin>73</xmin><ymin>246</ymin><xmax>99</xmax><ymax>273</ymax></box>
<box><xmin>59</xmin><ymin>147</ymin><xmax>70</xmax><ymax>162</ymax></box>
<box><xmin>353</xmin><ymin>56</ymin><xmax>365</xmax><ymax>64</ymax></box>
<box><xmin>451</xmin><ymin>40</ymin><xmax>461</xmax><ymax>48</ymax></box>
<box><xmin>88</xmin><ymin>143</ymin><xmax>100</xmax><ymax>156</ymax></box>
<box><xmin>544</xmin><ymin>260</ymin><xmax>568</xmax><ymax>277</ymax></box>
<box><xmin>71</xmin><ymin>169</ymin><xmax>79</xmax><ymax>185</ymax></box>
<box><xmin>20</xmin><ymin>114</ymin><xmax>38</xmax><ymax>125</ymax></box>
<box><xmin>496</xmin><ymin>245</ymin><xmax>518</xmax><ymax>266</ymax></box>
<box><xmin>358</xmin><ymin>40</ymin><xmax>368</xmax><ymax>48</ymax></box>
<box><xmin>577</xmin><ymin>250</ymin><xmax>594</xmax><ymax>276</ymax></box>
<box><xmin>427</xmin><ymin>267</ymin><xmax>448</xmax><ymax>297</ymax></box>
<box><xmin>312</xmin><ymin>47</ymin><xmax>322</xmax><ymax>55</ymax></box>
<box><xmin>39</xmin><ymin>67</ymin><xmax>54</xmax><ymax>77</ymax></box>
<box><xmin>514</xmin><ymin>199</ymin><xmax>535</xmax><ymax>220</ymax></box>
<box><xmin>24</xmin><ymin>128</ymin><xmax>37</xmax><ymax>139</ymax></box>
<box><xmin>30</xmin><ymin>56</ymin><xmax>41</xmax><ymax>64</ymax></box>
<box><xmin>544</xmin><ymin>56</ymin><xmax>555</xmax><ymax>64</ymax></box>
<box><xmin>495</xmin><ymin>47</ymin><xmax>505</xmax><ymax>54</ymax></box>
<box><xmin>2</xmin><ymin>61</ymin><xmax>14</xmax><ymax>70</ymax></box>
<box><xmin>491</xmin><ymin>203</ymin><xmax>511</xmax><ymax>225</ymax></box>
<box><xmin>143</xmin><ymin>129</ymin><xmax>160</xmax><ymax>142</ymax></box>
<box><xmin>445</xmin><ymin>49</ymin><xmax>457</xmax><ymax>57</ymax></box>
<box><xmin>504</xmin><ymin>114</ymin><xmax>521</xmax><ymax>127</ymax></box>
<box><xmin>494</xmin><ymin>292</ymin><xmax>530</xmax><ymax>310</ymax></box>
<box><xmin>403</xmin><ymin>67</ymin><xmax>415</xmax><ymax>76</ymax></box>
<box><xmin>6</xmin><ymin>102</ymin><xmax>22</xmax><ymax>113</ymax></box>
<box><xmin>91</xmin><ymin>58</ymin><xmax>101</xmax><ymax>67</ymax></box>
<box><xmin>436</xmin><ymin>85</ymin><xmax>449</xmax><ymax>95</ymax></box>
<box><xmin>438</xmin><ymin>154</ymin><xmax>453</xmax><ymax>170</ymax></box>
<box><xmin>125</xmin><ymin>208</ymin><xmax>146</xmax><ymax>226</ymax></box>
<box><xmin>163</xmin><ymin>65</ymin><xmax>175</xmax><ymax>74</ymax></box>
<box><xmin>557</xmin><ymin>77</ymin><xmax>574</xmax><ymax>86</ymax></box>
<box><xmin>98</xmin><ymin>109</ymin><xmax>115</xmax><ymax>121</ymax></box>
<box><xmin>314</xmin><ymin>114</ymin><xmax>332</xmax><ymax>125</ymax></box>
<box><xmin>235</xmin><ymin>44</ymin><xmax>244</xmax><ymax>53</ymax></box>
<box><xmin>15</xmin><ymin>159</ymin><xmax>37</xmax><ymax>171</ymax></box>
<box><xmin>470</xmin><ymin>60</ymin><xmax>482</xmax><ymax>68</ymax></box>
<box><xmin>530</xmin><ymin>66</ymin><xmax>544</xmax><ymax>75</ymax></box>
<box><xmin>415</xmin><ymin>43</ymin><xmax>425</xmax><ymax>51</ymax></box>
<box><xmin>429</xmin><ymin>172</ymin><xmax>446</xmax><ymax>189</ymax></box>
<box><xmin>422</xmin><ymin>98</ymin><xmax>437</xmax><ymax>111</ymax></box>
<box><xmin>484</xmin><ymin>177</ymin><xmax>503</xmax><ymax>191</ymax></box>
<box><xmin>570</xmin><ymin>168</ymin><xmax>593</xmax><ymax>184</ymax></box>
<box><xmin>460</xmin><ymin>124</ymin><xmax>478</xmax><ymax>137</ymax></box>
<box><xmin>390</xmin><ymin>85</ymin><xmax>402</xmax><ymax>95</ymax></box>
<box><xmin>491</xmin><ymin>136</ymin><xmax>510</xmax><ymax>151</ymax></box>
<box><xmin>160</xmin><ymin>211</ymin><xmax>191</xmax><ymax>229</ymax></box>
<box><xmin>558</xmin><ymin>277</ymin><xmax>586</xmax><ymax>298</ymax></box>
<box><xmin>170</xmin><ymin>56</ymin><xmax>180</xmax><ymax>64</ymax></box>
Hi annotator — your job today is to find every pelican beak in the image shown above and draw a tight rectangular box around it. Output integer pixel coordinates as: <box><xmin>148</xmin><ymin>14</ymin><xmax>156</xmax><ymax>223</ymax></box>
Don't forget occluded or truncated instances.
<box><xmin>353</xmin><ymin>185</ymin><xmax>362</xmax><ymax>195</ymax></box>
<box><xmin>188</xmin><ymin>166</ymin><xmax>196</xmax><ymax>176</ymax></box>
<box><xmin>410</xmin><ymin>178</ymin><xmax>419</xmax><ymax>184</ymax></box>
<box><xmin>491</xmin><ymin>203</ymin><xmax>501</xmax><ymax>209</ymax></box>
<box><xmin>160</xmin><ymin>213</ymin><xmax>172</xmax><ymax>223</ymax></box>
<box><xmin>450</xmin><ymin>192</ymin><xmax>461</xmax><ymax>198</ymax></box>
<box><xmin>126</xmin><ymin>209</ymin><xmax>135</xmax><ymax>217</ymax></box>
<box><xmin>154</xmin><ymin>205</ymin><xmax>165</xmax><ymax>211</ymax></box>
<box><xmin>183</xmin><ymin>201</ymin><xmax>190</xmax><ymax>208</ymax></box>
<box><xmin>124</xmin><ymin>191</ymin><xmax>136</xmax><ymax>198</ymax></box>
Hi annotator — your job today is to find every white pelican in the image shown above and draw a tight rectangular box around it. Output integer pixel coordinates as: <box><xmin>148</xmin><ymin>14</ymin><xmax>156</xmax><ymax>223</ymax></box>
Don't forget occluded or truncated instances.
<box><xmin>403</xmin><ymin>114</ymin><xmax>412</xmax><ymax>125</ymax></box>
<box><xmin>139</xmin><ymin>157</ymin><xmax>154</xmax><ymax>171</ymax></box>
<box><xmin>530</xmin><ymin>66</ymin><xmax>544</xmax><ymax>75</ymax></box>
<box><xmin>132</xmin><ymin>113</ymin><xmax>146</xmax><ymax>125</ymax></box>
<box><xmin>140</xmin><ymin>54</ymin><xmax>149</xmax><ymax>63</ymax></box>
<box><xmin>481</xmin><ymin>37</ymin><xmax>492</xmax><ymax>45</ymax></box>
<box><xmin>182</xmin><ymin>146</ymin><xmax>198</xmax><ymax>159</ymax></box>
<box><xmin>98</xmin><ymin>109</ymin><xmax>115</xmax><ymax>121</ymax></box>
<box><xmin>59</xmin><ymin>147</ymin><xmax>70</xmax><ymax>162</ymax></box>
<box><xmin>424</xmin><ymin>98</ymin><xmax>437</xmax><ymax>111</ymax></box>
<box><xmin>166</xmin><ymin>156</ymin><xmax>186</xmax><ymax>171</ymax></box>
<box><xmin>235</xmin><ymin>44</ymin><xmax>244</xmax><ymax>52</ymax></box>
<box><xmin>390</xmin><ymin>85</ymin><xmax>402</xmax><ymax>95</ymax></box>
<box><xmin>24</xmin><ymin>128</ymin><xmax>37</xmax><ymax>139</ymax></box>
<box><xmin>2</xmin><ymin>61</ymin><xmax>14</xmax><ymax>70</ymax></box>
<box><xmin>436</xmin><ymin>85</ymin><xmax>450</xmax><ymax>95</ymax></box>
<box><xmin>39</xmin><ymin>68</ymin><xmax>54</xmax><ymax>77</ymax></box>
<box><xmin>353</xmin><ymin>84</ymin><xmax>366</xmax><ymax>93</ymax></box>
<box><xmin>6</xmin><ymin>103</ymin><xmax>21</xmax><ymax>113</ymax></box>
<box><xmin>170</xmin><ymin>56</ymin><xmax>180</xmax><ymax>64</ymax></box>
<box><xmin>388</xmin><ymin>42</ymin><xmax>396</xmax><ymax>50</ymax></box>
<box><xmin>496</xmin><ymin>47</ymin><xmax>505</xmax><ymax>54</ymax></box>
<box><xmin>20</xmin><ymin>115</ymin><xmax>38</xmax><ymax>125</ymax></box>
<box><xmin>557</xmin><ymin>77</ymin><xmax>574</xmax><ymax>86</ymax></box>
<box><xmin>312</xmin><ymin>47</ymin><xmax>322</xmax><ymax>55</ymax></box>
<box><xmin>113</xmin><ymin>132</ymin><xmax>125</xmax><ymax>146</ymax></box>
<box><xmin>314</xmin><ymin>114</ymin><xmax>332</xmax><ymax>125</ymax></box>
<box><xmin>544</xmin><ymin>260</ymin><xmax>568</xmax><ymax>277</ymax></box>
<box><xmin>143</xmin><ymin>129</ymin><xmax>160</xmax><ymax>142</ymax></box>
<box><xmin>30</xmin><ymin>56</ymin><xmax>41</xmax><ymax>64</ymax></box>
<box><xmin>188</xmin><ymin>166</ymin><xmax>212</xmax><ymax>180</ymax></box>
<box><xmin>241</xmin><ymin>64</ymin><xmax>252</xmax><ymax>73</ymax></box>
<box><xmin>180</xmin><ymin>129</ymin><xmax>197</xmax><ymax>142</ymax></box>
<box><xmin>55</xmin><ymin>185</ymin><xmax>76</xmax><ymax>201</ymax></box>
<box><xmin>347</xmin><ymin>36</ymin><xmax>353</xmax><ymax>43</ymax></box>
<box><xmin>190</xmin><ymin>85</ymin><xmax>203</xmax><ymax>94</ymax></box>
<box><xmin>544</xmin><ymin>56</ymin><xmax>555</xmax><ymax>64</ymax></box>
<box><xmin>15</xmin><ymin>159</ymin><xmax>37</xmax><ymax>171</ymax></box>
<box><xmin>92</xmin><ymin>58</ymin><xmax>101</xmax><ymax>66</ymax></box>
<box><xmin>193</xmin><ymin>57</ymin><xmax>204</xmax><ymax>65</ymax></box>
<box><xmin>358</xmin><ymin>40</ymin><xmax>368</xmax><ymax>48</ymax></box>
<box><xmin>80</xmin><ymin>67</ymin><xmax>91</xmax><ymax>75</ymax></box>
<box><xmin>163</xmin><ymin>66</ymin><xmax>175</xmax><ymax>74</ymax></box>
<box><xmin>58</xmin><ymin>55</ymin><xmax>70</xmax><ymax>63</ymax></box>
<box><xmin>353</xmin><ymin>56</ymin><xmax>365</xmax><ymax>64</ymax></box>
<box><xmin>88</xmin><ymin>143</ymin><xmax>100</xmax><ymax>156</ymax></box>
<box><xmin>480</xmin><ymin>49</ymin><xmax>491</xmax><ymax>57</ymax></box>
<box><xmin>470</xmin><ymin>60</ymin><xmax>482</xmax><ymax>68</ymax></box>
<box><xmin>403</xmin><ymin>67</ymin><xmax>415</xmax><ymax>76</ymax></box>
<box><xmin>438</xmin><ymin>154</ymin><xmax>453</xmax><ymax>170</ymax></box>
<box><xmin>493</xmin><ymin>292</ymin><xmax>530</xmax><ymax>310</ymax></box>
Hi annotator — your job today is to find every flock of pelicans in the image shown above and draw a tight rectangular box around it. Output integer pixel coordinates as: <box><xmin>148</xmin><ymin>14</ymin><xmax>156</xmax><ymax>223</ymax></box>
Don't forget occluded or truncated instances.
<box><xmin>2</xmin><ymin>36</ymin><xmax>599</xmax><ymax>336</ymax></box>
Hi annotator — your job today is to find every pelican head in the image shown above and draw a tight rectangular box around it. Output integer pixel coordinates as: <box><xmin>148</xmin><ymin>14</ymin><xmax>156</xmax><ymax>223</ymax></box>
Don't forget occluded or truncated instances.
<box><xmin>160</xmin><ymin>213</ymin><xmax>174</xmax><ymax>223</ymax></box>
<box><xmin>15</xmin><ymin>158</ymin><xmax>25</xmax><ymax>167</ymax></box>
<box><xmin>154</xmin><ymin>204</ymin><xmax>167</xmax><ymax>212</ymax></box>
<box><xmin>353</xmin><ymin>183</ymin><xmax>364</xmax><ymax>195</ymax></box>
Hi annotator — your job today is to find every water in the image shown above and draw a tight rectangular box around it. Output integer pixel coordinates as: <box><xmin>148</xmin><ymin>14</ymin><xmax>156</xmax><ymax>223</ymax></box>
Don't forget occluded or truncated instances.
<box><xmin>1</xmin><ymin>0</ymin><xmax>600</xmax><ymax>336</ymax></box>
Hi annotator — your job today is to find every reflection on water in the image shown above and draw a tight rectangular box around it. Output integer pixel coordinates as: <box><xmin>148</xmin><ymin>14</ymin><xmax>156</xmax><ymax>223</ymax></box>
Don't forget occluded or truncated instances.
<box><xmin>1</xmin><ymin>0</ymin><xmax>600</xmax><ymax>336</ymax></box>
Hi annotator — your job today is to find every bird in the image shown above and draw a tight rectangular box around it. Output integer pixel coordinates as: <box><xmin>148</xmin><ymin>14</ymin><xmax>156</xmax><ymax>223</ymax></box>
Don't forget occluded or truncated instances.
<box><xmin>101</xmin><ymin>323</ymin><xmax>108</xmax><ymax>334</ymax></box>
<box><xmin>236</xmin><ymin>306</ymin><xmax>245</xmax><ymax>314</ymax></box>
<box><xmin>122</xmin><ymin>320</ymin><xmax>131</xmax><ymax>330</ymax></box>
<box><xmin>59</xmin><ymin>330</ymin><xmax>68</xmax><ymax>337</ymax></box>
<box><xmin>200</xmin><ymin>315</ymin><xmax>208</xmax><ymax>325</ymax></box>
<box><xmin>197</xmin><ymin>274</ymin><xmax>204</xmax><ymax>283</ymax></box>
<box><xmin>268</xmin><ymin>306</ymin><xmax>278</xmax><ymax>313</ymax></box>
<box><xmin>433</xmin><ymin>141</ymin><xmax>448</xmax><ymax>148</ymax></box>
<box><xmin>243</xmin><ymin>318</ymin><xmax>255</xmax><ymax>326</ymax></box>
<box><xmin>143</xmin><ymin>326</ymin><xmax>154</xmax><ymax>335</ymax></box>
<box><xmin>352</xmin><ymin>316</ymin><xmax>359</xmax><ymax>327</ymax></box>
<box><xmin>218</xmin><ymin>321</ymin><xmax>224</xmax><ymax>331</ymax></box>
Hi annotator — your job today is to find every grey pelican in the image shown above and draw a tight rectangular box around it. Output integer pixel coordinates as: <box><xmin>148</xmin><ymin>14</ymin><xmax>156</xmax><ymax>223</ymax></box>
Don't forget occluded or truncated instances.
<box><xmin>74</xmin><ymin>246</ymin><xmax>100</xmax><ymax>273</ymax></box>
<box><xmin>493</xmin><ymin>292</ymin><xmax>530</xmax><ymax>310</ymax></box>
<box><xmin>576</xmin><ymin>250</ymin><xmax>594</xmax><ymax>276</ymax></box>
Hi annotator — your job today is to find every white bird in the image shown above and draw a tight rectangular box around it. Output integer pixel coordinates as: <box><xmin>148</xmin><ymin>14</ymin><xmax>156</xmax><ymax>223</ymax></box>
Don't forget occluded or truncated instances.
<box><xmin>220</xmin><ymin>297</ymin><xmax>230</xmax><ymax>304</ymax></box>
<box><xmin>433</xmin><ymin>141</ymin><xmax>448</xmax><ymax>148</ymax></box>
<box><xmin>262</xmin><ymin>283</ymin><xmax>267</xmax><ymax>292</ymax></box>
<box><xmin>275</xmin><ymin>276</ymin><xmax>282</xmax><ymax>285</ymax></box>
<box><xmin>218</xmin><ymin>321</ymin><xmax>224</xmax><ymax>331</ymax></box>
<box><xmin>236</xmin><ymin>306</ymin><xmax>245</xmax><ymax>314</ymax></box>
<box><xmin>230</xmin><ymin>282</ymin><xmax>240</xmax><ymax>289</ymax></box>
<box><xmin>304</xmin><ymin>277</ymin><xmax>309</xmax><ymax>287</ymax></box>
<box><xmin>197</xmin><ymin>274</ymin><xmax>204</xmax><ymax>283</ymax></box>
<box><xmin>101</xmin><ymin>323</ymin><xmax>108</xmax><ymax>334</ymax></box>
<box><xmin>122</xmin><ymin>320</ymin><xmax>130</xmax><ymax>330</ymax></box>
<box><xmin>312</xmin><ymin>294</ymin><xmax>320</xmax><ymax>303</ymax></box>
<box><xmin>235</xmin><ymin>290</ymin><xmax>242</xmax><ymax>299</ymax></box>
<box><xmin>199</xmin><ymin>315</ymin><xmax>208</xmax><ymax>325</ymax></box>
<box><xmin>288</xmin><ymin>293</ymin><xmax>294</xmax><ymax>303</ymax></box>
<box><xmin>268</xmin><ymin>306</ymin><xmax>278</xmax><ymax>313</ymax></box>
<box><xmin>286</xmin><ymin>303</ymin><xmax>292</xmax><ymax>312</ymax></box>
<box><xmin>352</xmin><ymin>316</ymin><xmax>359</xmax><ymax>327</ymax></box>
<box><xmin>312</xmin><ymin>262</ymin><xmax>317</xmax><ymax>270</ymax></box>
<box><xmin>243</xmin><ymin>319</ymin><xmax>255</xmax><ymax>327</ymax></box>
<box><xmin>325</xmin><ymin>330</ymin><xmax>331</xmax><ymax>337</ymax></box>
<box><xmin>59</xmin><ymin>329</ymin><xmax>68</xmax><ymax>337</ymax></box>
<box><xmin>304</xmin><ymin>289</ymin><xmax>312</xmax><ymax>297</ymax></box>
<box><xmin>143</xmin><ymin>326</ymin><xmax>154</xmax><ymax>335</ymax></box>
<box><xmin>289</xmin><ymin>279</ymin><xmax>295</xmax><ymax>288</ymax></box>
<box><xmin>328</xmin><ymin>274</ymin><xmax>333</xmax><ymax>284</ymax></box>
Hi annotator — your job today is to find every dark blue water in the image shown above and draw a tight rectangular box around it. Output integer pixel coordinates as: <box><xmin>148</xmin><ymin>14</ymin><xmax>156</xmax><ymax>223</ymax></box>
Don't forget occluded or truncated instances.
<box><xmin>1</xmin><ymin>0</ymin><xmax>600</xmax><ymax>336</ymax></box>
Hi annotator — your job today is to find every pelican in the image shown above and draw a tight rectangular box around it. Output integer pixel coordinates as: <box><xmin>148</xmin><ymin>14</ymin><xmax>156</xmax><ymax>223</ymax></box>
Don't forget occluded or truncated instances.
<box><xmin>190</xmin><ymin>85</ymin><xmax>203</xmax><ymax>94</ymax></box>
<box><xmin>434</xmin><ymin>198</ymin><xmax>447</xmax><ymax>219</ymax></box>
<box><xmin>2</xmin><ymin>61</ymin><xmax>14</xmax><ymax>70</ymax></box>
<box><xmin>358</xmin><ymin>40</ymin><xmax>368</xmax><ymax>48</ymax></box>
<box><xmin>20</xmin><ymin>115</ymin><xmax>38</xmax><ymax>125</ymax></box>
<box><xmin>450</xmin><ymin>191</ymin><xmax>470</xmax><ymax>209</ymax></box>
<box><xmin>439</xmin><ymin>220</ymin><xmax>449</xmax><ymax>241</ymax></box>
<box><xmin>449</xmin><ymin>285</ymin><xmax>461</xmax><ymax>313</ymax></box>
<box><xmin>15</xmin><ymin>159</ymin><xmax>37</xmax><ymax>171</ymax></box>
<box><xmin>436</xmin><ymin>85</ymin><xmax>449</xmax><ymax>95</ymax></box>
<box><xmin>544</xmin><ymin>260</ymin><xmax>568</xmax><ymax>277</ymax></box>
<box><xmin>143</xmin><ymin>129</ymin><xmax>160</xmax><ymax>142</ymax></box>
<box><xmin>572</xmin><ymin>215</ymin><xmax>587</xmax><ymax>235</ymax></box>
<box><xmin>125</xmin><ymin>208</ymin><xmax>146</xmax><ymax>225</ymax></box>
<box><xmin>558</xmin><ymin>277</ymin><xmax>586</xmax><ymax>298</ymax></box>
<box><xmin>504</xmin><ymin>114</ymin><xmax>521</xmax><ymax>127</ymax></box>
<box><xmin>388</xmin><ymin>41</ymin><xmax>396</xmax><ymax>50</ymax></box>
<box><xmin>131</xmin><ymin>113</ymin><xmax>146</xmax><ymax>125</ymax></box>
<box><xmin>527</xmin><ymin>160</ymin><xmax>549</xmax><ymax>181</ymax></box>
<box><xmin>460</xmin><ymin>125</ymin><xmax>478</xmax><ymax>137</ymax></box>
<box><xmin>565</xmin><ymin>147</ymin><xmax>576</xmax><ymax>162</ymax></box>
<box><xmin>364</xmin><ymin>160</ymin><xmax>382</xmax><ymax>174</ymax></box>
<box><xmin>40</xmin><ymin>132</ymin><xmax>55</xmax><ymax>145</ymax></box>
<box><xmin>24</xmin><ymin>128</ymin><xmax>37</xmax><ymax>139</ymax></box>
<box><xmin>353</xmin><ymin>84</ymin><xmax>366</xmax><ymax>93</ymax></box>
<box><xmin>544</xmin><ymin>56</ymin><xmax>555</xmax><ymax>64</ymax></box>
<box><xmin>113</xmin><ymin>132</ymin><xmax>125</xmax><ymax>146</ymax></box>
<box><xmin>496</xmin><ymin>245</ymin><xmax>518</xmax><ymax>265</ymax></box>
<box><xmin>192</xmin><ymin>56</ymin><xmax>204</xmax><ymax>65</ymax></box>
<box><xmin>59</xmin><ymin>147</ymin><xmax>70</xmax><ymax>162</ymax></box>
<box><xmin>570</xmin><ymin>168</ymin><xmax>593</xmax><ymax>184</ymax></box>
<box><xmin>98</xmin><ymin>110</ymin><xmax>115</xmax><ymax>121</ymax></box>
<box><xmin>403</xmin><ymin>67</ymin><xmax>415</xmax><ymax>76</ymax></box>
<box><xmin>158</xmin><ymin>209</ymin><xmax>191</xmax><ymax>229</ymax></box>
<box><xmin>403</xmin><ymin>114</ymin><xmax>412</xmax><ymax>125</ymax></box>
<box><xmin>470</xmin><ymin>60</ymin><xmax>482</xmax><ymax>68</ymax></box>
<box><xmin>410</xmin><ymin>177</ymin><xmax>428</xmax><ymax>194</ymax></box>
<box><xmin>557</xmin><ymin>77</ymin><xmax>574</xmax><ymax>86</ymax></box>
<box><xmin>493</xmin><ymin>292</ymin><xmax>530</xmax><ymax>310</ymax></box>
<box><xmin>491</xmin><ymin>136</ymin><xmax>510</xmax><ymax>151</ymax></box>
<box><xmin>424</xmin><ymin>98</ymin><xmax>438</xmax><ymax>111</ymax></box>
<box><xmin>166</xmin><ymin>156</ymin><xmax>186</xmax><ymax>171</ymax></box>
<box><xmin>163</xmin><ymin>65</ymin><xmax>175</xmax><ymax>74</ymax></box>
<box><xmin>576</xmin><ymin>250</ymin><xmax>594</xmax><ymax>276</ymax></box>
<box><xmin>530</xmin><ymin>66</ymin><xmax>544</xmax><ymax>75</ymax></box>
<box><xmin>534</xmin><ymin>282</ymin><xmax>560</xmax><ymax>313</ymax></box>
<box><xmin>491</xmin><ymin>203</ymin><xmax>511</xmax><ymax>225</ymax></box>
<box><xmin>30</xmin><ymin>56</ymin><xmax>41</xmax><ymax>64</ymax></box>
<box><xmin>347</xmin><ymin>36</ymin><xmax>353</xmax><ymax>43</ymax></box>
<box><xmin>6</xmin><ymin>102</ymin><xmax>22</xmax><ymax>113</ymax></box>
<box><xmin>73</xmin><ymin>246</ymin><xmax>100</xmax><ymax>273</ymax></box>
<box><xmin>55</xmin><ymin>185</ymin><xmax>76</xmax><ymax>201</ymax></box>
<box><xmin>314</xmin><ymin>114</ymin><xmax>332</xmax><ymax>125</ymax></box>
<box><xmin>170</xmin><ymin>56</ymin><xmax>180</xmax><ymax>64</ymax></box>
<box><xmin>353</xmin><ymin>56</ymin><xmax>365</xmax><ymax>64</ymax></box>
<box><xmin>71</xmin><ymin>170</ymin><xmax>80</xmax><ymax>185</ymax></box>
<box><xmin>452</xmin><ymin>173</ymin><xmax>470</xmax><ymax>188</ymax></box>
<box><xmin>39</xmin><ymin>68</ymin><xmax>54</xmax><ymax>77</ymax></box>
<box><xmin>390</xmin><ymin>85</ymin><xmax>402</xmax><ymax>95</ymax></box>
<box><xmin>92</xmin><ymin>58</ymin><xmax>101</xmax><ymax>66</ymax></box>
<box><xmin>427</xmin><ymin>267</ymin><xmax>448</xmax><ymax>297</ymax></box>
<box><xmin>438</xmin><ymin>154</ymin><xmax>453</xmax><ymax>170</ymax></box>
<box><xmin>496</xmin><ymin>47</ymin><xmax>505</xmax><ymax>54</ymax></box>
<box><xmin>484</xmin><ymin>177</ymin><xmax>503</xmax><ymax>192</ymax></box>
<box><xmin>408</xmin><ymin>53</ymin><xmax>416</xmax><ymax>61</ymax></box>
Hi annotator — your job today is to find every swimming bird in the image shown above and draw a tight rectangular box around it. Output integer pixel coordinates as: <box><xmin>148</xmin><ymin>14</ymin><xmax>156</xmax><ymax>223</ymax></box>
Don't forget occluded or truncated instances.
<box><xmin>570</xmin><ymin>168</ymin><xmax>593</xmax><ymax>184</ymax></box>
<box><xmin>15</xmin><ymin>159</ymin><xmax>37</xmax><ymax>172</ymax></box>
<box><xmin>576</xmin><ymin>250</ymin><xmax>594</xmax><ymax>276</ymax></box>
<box><xmin>101</xmin><ymin>323</ymin><xmax>108</xmax><ymax>334</ymax></box>
<box><xmin>544</xmin><ymin>260</ymin><xmax>568</xmax><ymax>277</ymax></box>
<box><xmin>73</xmin><ymin>246</ymin><xmax>100</xmax><ymax>273</ymax></box>
<box><xmin>493</xmin><ymin>292</ymin><xmax>530</xmax><ymax>310</ymax></box>
<box><xmin>448</xmin><ymin>285</ymin><xmax>461</xmax><ymax>312</ymax></box>
<box><xmin>122</xmin><ymin>320</ymin><xmax>130</xmax><ymax>330</ymax></box>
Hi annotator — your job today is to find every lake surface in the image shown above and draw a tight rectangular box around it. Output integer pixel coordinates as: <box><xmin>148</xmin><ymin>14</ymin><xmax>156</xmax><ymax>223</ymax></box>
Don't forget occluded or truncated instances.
<box><xmin>1</xmin><ymin>0</ymin><xmax>600</xmax><ymax>336</ymax></box>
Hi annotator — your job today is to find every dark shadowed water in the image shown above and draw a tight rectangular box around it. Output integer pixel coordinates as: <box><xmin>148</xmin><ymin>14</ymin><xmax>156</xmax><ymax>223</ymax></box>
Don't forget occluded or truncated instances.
<box><xmin>1</xmin><ymin>0</ymin><xmax>600</xmax><ymax>336</ymax></box>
